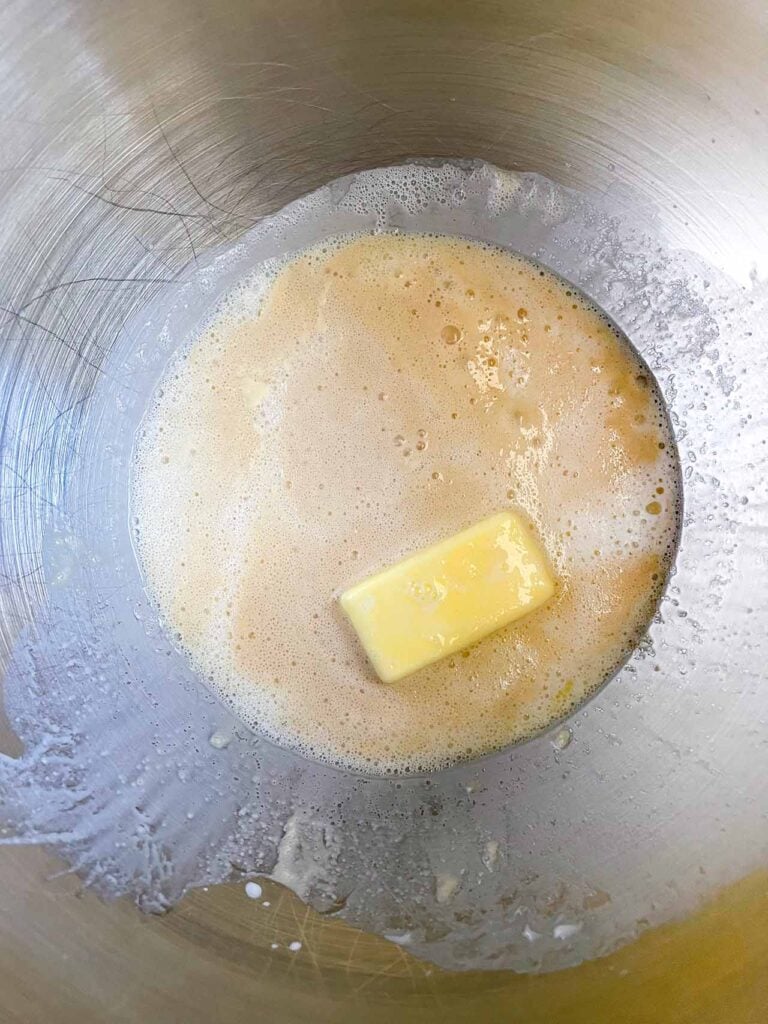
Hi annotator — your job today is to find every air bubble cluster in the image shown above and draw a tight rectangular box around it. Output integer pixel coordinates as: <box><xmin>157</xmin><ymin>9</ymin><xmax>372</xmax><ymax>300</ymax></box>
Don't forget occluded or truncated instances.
<box><xmin>132</xmin><ymin>230</ymin><xmax>681</xmax><ymax>775</ymax></box>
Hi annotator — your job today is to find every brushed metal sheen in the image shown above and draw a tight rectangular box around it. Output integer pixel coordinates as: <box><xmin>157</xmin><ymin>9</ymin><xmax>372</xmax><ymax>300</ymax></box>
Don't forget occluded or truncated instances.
<box><xmin>0</xmin><ymin>1</ymin><xmax>766</xmax><ymax>1020</ymax></box>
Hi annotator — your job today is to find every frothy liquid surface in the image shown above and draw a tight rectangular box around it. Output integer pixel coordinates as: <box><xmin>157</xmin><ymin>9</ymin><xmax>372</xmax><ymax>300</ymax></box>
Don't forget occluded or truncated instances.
<box><xmin>132</xmin><ymin>233</ymin><xmax>680</xmax><ymax>773</ymax></box>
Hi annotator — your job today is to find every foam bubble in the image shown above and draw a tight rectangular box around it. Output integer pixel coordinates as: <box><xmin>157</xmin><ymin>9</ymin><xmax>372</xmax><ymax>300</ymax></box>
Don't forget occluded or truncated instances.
<box><xmin>131</xmin><ymin>232</ymin><xmax>680</xmax><ymax>775</ymax></box>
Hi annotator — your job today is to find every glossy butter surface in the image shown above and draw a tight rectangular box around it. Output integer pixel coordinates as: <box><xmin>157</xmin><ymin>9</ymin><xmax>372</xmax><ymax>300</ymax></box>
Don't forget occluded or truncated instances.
<box><xmin>340</xmin><ymin>512</ymin><xmax>555</xmax><ymax>682</ymax></box>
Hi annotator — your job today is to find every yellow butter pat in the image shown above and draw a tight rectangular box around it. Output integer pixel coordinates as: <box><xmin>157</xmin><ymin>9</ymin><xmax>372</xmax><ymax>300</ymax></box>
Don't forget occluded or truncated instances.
<box><xmin>340</xmin><ymin>511</ymin><xmax>555</xmax><ymax>683</ymax></box>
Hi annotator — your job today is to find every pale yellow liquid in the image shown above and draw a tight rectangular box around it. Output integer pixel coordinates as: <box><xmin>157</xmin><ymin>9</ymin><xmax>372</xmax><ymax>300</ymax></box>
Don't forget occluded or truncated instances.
<box><xmin>132</xmin><ymin>233</ymin><xmax>679</xmax><ymax>773</ymax></box>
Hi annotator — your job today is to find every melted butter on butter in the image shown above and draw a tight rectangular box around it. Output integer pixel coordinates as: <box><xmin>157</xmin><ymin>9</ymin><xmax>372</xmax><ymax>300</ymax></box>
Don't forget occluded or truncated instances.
<box><xmin>340</xmin><ymin>512</ymin><xmax>555</xmax><ymax>683</ymax></box>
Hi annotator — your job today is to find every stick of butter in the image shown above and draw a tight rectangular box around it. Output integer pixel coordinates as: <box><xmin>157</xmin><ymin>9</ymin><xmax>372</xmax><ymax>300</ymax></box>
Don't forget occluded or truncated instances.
<box><xmin>340</xmin><ymin>511</ymin><xmax>555</xmax><ymax>683</ymax></box>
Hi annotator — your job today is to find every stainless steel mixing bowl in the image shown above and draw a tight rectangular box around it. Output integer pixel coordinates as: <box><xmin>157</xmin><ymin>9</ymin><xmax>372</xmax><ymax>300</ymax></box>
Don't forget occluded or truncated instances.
<box><xmin>1</xmin><ymin>1</ymin><xmax>766</xmax><ymax>1021</ymax></box>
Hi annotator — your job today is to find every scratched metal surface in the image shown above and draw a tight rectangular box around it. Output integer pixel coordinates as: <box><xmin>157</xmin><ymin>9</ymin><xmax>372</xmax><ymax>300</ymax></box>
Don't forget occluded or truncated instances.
<box><xmin>0</xmin><ymin>0</ymin><xmax>767</xmax><ymax>1018</ymax></box>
